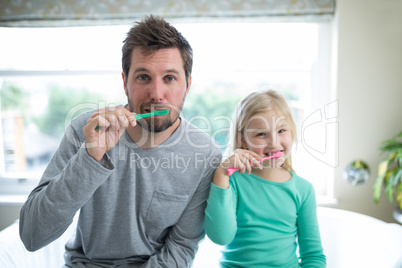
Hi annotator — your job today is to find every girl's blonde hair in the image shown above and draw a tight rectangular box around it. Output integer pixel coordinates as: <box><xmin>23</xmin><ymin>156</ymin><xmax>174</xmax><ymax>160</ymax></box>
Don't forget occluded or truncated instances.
<box><xmin>227</xmin><ymin>89</ymin><xmax>297</xmax><ymax>171</ymax></box>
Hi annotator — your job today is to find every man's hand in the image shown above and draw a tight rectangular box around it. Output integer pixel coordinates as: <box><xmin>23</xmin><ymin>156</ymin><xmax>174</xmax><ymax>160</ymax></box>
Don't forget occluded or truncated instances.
<box><xmin>83</xmin><ymin>106</ymin><xmax>136</xmax><ymax>162</ymax></box>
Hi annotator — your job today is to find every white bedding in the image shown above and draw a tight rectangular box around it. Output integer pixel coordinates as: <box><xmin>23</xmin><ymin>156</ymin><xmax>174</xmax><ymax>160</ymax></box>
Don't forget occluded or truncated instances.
<box><xmin>316</xmin><ymin>207</ymin><xmax>402</xmax><ymax>268</ymax></box>
<box><xmin>193</xmin><ymin>207</ymin><xmax>402</xmax><ymax>268</ymax></box>
<box><xmin>0</xmin><ymin>219</ymin><xmax>75</xmax><ymax>268</ymax></box>
<box><xmin>1</xmin><ymin>207</ymin><xmax>401</xmax><ymax>268</ymax></box>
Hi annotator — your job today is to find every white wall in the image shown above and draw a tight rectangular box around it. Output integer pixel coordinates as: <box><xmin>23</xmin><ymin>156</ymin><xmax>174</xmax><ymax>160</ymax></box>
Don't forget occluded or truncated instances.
<box><xmin>330</xmin><ymin>0</ymin><xmax>402</xmax><ymax>223</ymax></box>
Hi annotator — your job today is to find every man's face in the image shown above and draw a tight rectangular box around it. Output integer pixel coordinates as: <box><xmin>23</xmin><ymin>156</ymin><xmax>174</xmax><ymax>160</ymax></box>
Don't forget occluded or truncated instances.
<box><xmin>122</xmin><ymin>47</ymin><xmax>191</xmax><ymax>133</ymax></box>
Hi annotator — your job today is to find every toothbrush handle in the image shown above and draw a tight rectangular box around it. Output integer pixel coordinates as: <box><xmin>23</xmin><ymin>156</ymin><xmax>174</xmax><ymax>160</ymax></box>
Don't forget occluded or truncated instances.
<box><xmin>227</xmin><ymin>168</ymin><xmax>240</xmax><ymax>176</ymax></box>
<box><xmin>226</xmin><ymin>152</ymin><xmax>282</xmax><ymax>176</ymax></box>
<box><xmin>226</xmin><ymin>161</ymin><xmax>257</xmax><ymax>176</ymax></box>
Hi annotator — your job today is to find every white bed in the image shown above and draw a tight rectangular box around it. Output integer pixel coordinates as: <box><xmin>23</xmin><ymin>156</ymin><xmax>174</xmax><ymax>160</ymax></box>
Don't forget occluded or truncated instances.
<box><xmin>1</xmin><ymin>207</ymin><xmax>401</xmax><ymax>268</ymax></box>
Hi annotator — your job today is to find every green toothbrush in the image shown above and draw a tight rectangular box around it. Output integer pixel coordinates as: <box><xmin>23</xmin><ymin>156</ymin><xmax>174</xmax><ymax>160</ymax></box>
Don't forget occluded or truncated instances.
<box><xmin>95</xmin><ymin>109</ymin><xmax>169</xmax><ymax>130</ymax></box>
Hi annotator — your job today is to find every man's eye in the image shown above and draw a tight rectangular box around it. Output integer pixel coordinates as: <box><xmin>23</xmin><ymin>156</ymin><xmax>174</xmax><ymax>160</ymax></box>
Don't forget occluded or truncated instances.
<box><xmin>165</xmin><ymin>76</ymin><xmax>175</xmax><ymax>82</ymax></box>
<box><xmin>138</xmin><ymin>75</ymin><xmax>148</xmax><ymax>81</ymax></box>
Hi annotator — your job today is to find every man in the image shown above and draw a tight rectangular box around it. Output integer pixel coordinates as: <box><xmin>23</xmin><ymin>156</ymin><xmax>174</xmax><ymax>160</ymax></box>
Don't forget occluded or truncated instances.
<box><xmin>19</xmin><ymin>15</ymin><xmax>222</xmax><ymax>267</ymax></box>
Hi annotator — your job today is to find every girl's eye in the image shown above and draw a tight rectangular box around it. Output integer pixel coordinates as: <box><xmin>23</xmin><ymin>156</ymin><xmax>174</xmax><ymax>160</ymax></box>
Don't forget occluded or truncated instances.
<box><xmin>256</xmin><ymin>133</ymin><xmax>266</xmax><ymax>137</ymax></box>
<box><xmin>278</xmin><ymin>129</ymin><xmax>286</xmax><ymax>134</ymax></box>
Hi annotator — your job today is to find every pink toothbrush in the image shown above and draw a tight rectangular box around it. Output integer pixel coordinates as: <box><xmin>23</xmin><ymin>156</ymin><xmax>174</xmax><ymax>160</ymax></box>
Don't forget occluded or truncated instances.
<box><xmin>226</xmin><ymin>151</ymin><xmax>283</xmax><ymax>176</ymax></box>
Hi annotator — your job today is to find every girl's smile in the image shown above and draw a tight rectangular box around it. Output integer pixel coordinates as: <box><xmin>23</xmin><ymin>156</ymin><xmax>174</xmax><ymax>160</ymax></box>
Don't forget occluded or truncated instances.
<box><xmin>241</xmin><ymin>109</ymin><xmax>293</xmax><ymax>169</ymax></box>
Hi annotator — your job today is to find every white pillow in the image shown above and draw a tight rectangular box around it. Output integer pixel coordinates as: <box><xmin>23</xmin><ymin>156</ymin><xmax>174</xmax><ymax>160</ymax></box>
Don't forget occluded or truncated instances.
<box><xmin>317</xmin><ymin>207</ymin><xmax>402</xmax><ymax>268</ymax></box>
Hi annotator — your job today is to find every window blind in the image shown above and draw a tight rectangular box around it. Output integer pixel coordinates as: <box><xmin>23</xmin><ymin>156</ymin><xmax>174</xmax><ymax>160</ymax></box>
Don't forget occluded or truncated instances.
<box><xmin>0</xmin><ymin>0</ymin><xmax>335</xmax><ymax>27</ymax></box>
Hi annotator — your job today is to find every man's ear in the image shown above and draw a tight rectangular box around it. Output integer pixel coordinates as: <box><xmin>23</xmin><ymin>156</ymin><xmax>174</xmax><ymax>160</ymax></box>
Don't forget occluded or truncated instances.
<box><xmin>185</xmin><ymin>76</ymin><xmax>192</xmax><ymax>96</ymax></box>
<box><xmin>122</xmin><ymin>72</ymin><xmax>128</xmax><ymax>97</ymax></box>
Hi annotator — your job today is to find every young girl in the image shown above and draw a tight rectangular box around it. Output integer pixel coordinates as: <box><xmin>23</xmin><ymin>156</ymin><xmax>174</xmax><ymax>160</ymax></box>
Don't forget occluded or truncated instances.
<box><xmin>205</xmin><ymin>90</ymin><xmax>326</xmax><ymax>267</ymax></box>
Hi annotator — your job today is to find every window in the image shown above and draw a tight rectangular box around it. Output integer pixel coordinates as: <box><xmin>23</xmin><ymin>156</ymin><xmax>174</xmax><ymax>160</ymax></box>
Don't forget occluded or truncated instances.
<box><xmin>0</xmin><ymin>19</ymin><xmax>334</xmax><ymax>202</ymax></box>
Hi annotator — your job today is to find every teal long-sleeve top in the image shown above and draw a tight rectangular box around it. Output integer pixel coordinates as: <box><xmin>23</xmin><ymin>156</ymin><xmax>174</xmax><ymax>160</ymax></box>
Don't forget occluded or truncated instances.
<box><xmin>205</xmin><ymin>171</ymin><xmax>326</xmax><ymax>268</ymax></box>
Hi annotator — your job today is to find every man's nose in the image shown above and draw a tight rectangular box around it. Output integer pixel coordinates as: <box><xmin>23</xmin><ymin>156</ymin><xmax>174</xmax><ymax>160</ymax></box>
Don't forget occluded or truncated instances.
<box><xmin>149</xmin><ymin>80</ymin><xmax>165</xmax><ymax>103</ymax></box>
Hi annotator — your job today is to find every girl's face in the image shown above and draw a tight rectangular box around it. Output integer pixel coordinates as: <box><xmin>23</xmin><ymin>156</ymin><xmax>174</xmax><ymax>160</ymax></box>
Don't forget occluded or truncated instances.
<box><xmin>241</xmin><ymin>109</ymin><xmax>293</xmax><ymax>168</ymax></box>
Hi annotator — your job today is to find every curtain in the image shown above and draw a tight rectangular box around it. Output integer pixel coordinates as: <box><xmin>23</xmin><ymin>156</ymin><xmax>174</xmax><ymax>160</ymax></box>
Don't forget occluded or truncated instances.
<box><xmin>0</xmin><ymin>0</ymin><xmax>335</xmax><ymax>27</ymax></box>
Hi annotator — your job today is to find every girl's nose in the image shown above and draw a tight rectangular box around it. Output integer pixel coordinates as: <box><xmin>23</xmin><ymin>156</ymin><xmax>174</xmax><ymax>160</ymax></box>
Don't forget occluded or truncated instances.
<box><xmin>267</xmin><ymin>135</ymin><xmax>278</xmax><ymax>148</ymax></box>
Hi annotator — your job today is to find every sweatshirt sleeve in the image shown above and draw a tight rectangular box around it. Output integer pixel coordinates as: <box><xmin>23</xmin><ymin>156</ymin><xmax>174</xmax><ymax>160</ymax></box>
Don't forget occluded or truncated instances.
<box><xmin>204</xmin><ymin>182</ymin><xmax>238</xmax><ymax>246</ymax></box>
<box><xmin>19</xmin><ymin>120</ymin><xmax>115</xmax><ymax>252</ymax></box>
<box><xmin>297</xmin><ymin>186</ymin><xmax>327</xmax><ymax>267</ymax></box>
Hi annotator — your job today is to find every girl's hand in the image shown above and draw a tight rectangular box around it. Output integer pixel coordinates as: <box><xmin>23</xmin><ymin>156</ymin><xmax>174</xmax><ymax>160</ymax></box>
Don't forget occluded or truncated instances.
<box><xmin>83</xmin><ymin>106</ymin><xmax>136</xmax><ymax>162</ymax></box>
<box><xmin>220</xmin><ymin>149</ymin><xmax>263</xmax><ymax>175</ymax></box>
<box><xmin>213</xmin><ymin>149</ymin><xmax>262</xmax><ymax>189</ymax></box>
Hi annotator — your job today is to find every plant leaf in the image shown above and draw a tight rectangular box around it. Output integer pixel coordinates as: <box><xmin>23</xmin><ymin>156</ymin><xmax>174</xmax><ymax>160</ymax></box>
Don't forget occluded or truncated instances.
<box><xmin>378</xmin><ymin>160</ymin><xmax>389</xmax><ymax>177</ymax></box>
<box><xmin>375</xmin><ymin>131</ymin><xmax>402</xmax><ymax>206</ymax></box>
<box><xmin>397</xmin><ymin>183</ymin><xmax>402</xmax><ymax>210</ymax></box>
<box><xmin>379</xmin><ymin>131</ymin><xmax>402</xmax><ymax>155</ymax></box>
<box><xmin>388</xmin><ymin>169</ymin><xmax>402</xmax><ymax>187</ymax></box>
<box><xmin>385</xmin><ymin>172</ymin><xmax>396</xmax><ymax>202</ymax></box>
<box><xmin>373</xmin><ymin>176</ymin><xmax>384</xmax><ymax>203</ymax></box>
<box><xmin>385</xmin><ymin>169</ymin><xmax>402</xmax><ymax>203</ymax></box>
<box><xmin>380</xmin><ymin>141</ymin><xmax>402</xmax><ymax>153</ymax></box>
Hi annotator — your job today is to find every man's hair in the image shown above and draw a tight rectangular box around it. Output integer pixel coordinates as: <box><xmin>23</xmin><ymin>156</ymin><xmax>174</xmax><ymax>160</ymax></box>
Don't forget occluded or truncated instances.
<box><xmin>122</xmin><ymin>15</ymin><xmax>193</xmax><ymax>87</ymax></box>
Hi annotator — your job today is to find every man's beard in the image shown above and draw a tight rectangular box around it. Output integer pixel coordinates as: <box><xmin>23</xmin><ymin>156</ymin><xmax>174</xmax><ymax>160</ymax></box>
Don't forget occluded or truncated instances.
<box><xmin>138</xmin><ymin>113</ymin><xmax>178</xmax><ymax>133</ymax></box>
<box><xmin>127</xmin><ymin>102</ymin><xmax>183</xmax><ymax>133</ymax></box>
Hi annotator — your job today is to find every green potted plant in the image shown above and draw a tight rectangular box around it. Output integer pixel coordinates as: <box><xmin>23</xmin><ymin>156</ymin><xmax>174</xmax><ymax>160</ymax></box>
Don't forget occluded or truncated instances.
<box><xmin>373</xmin><ymin>131</ymin><xmax>402</xmax><ymax>223</ymax></box>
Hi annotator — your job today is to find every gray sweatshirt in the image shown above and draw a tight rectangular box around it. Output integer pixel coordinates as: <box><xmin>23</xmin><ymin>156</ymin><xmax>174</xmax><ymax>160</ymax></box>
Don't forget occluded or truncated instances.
<box><xmin>19</xmin><ymin>110</ymin><xmax>222</xmax><ymax>267</ymax></box>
